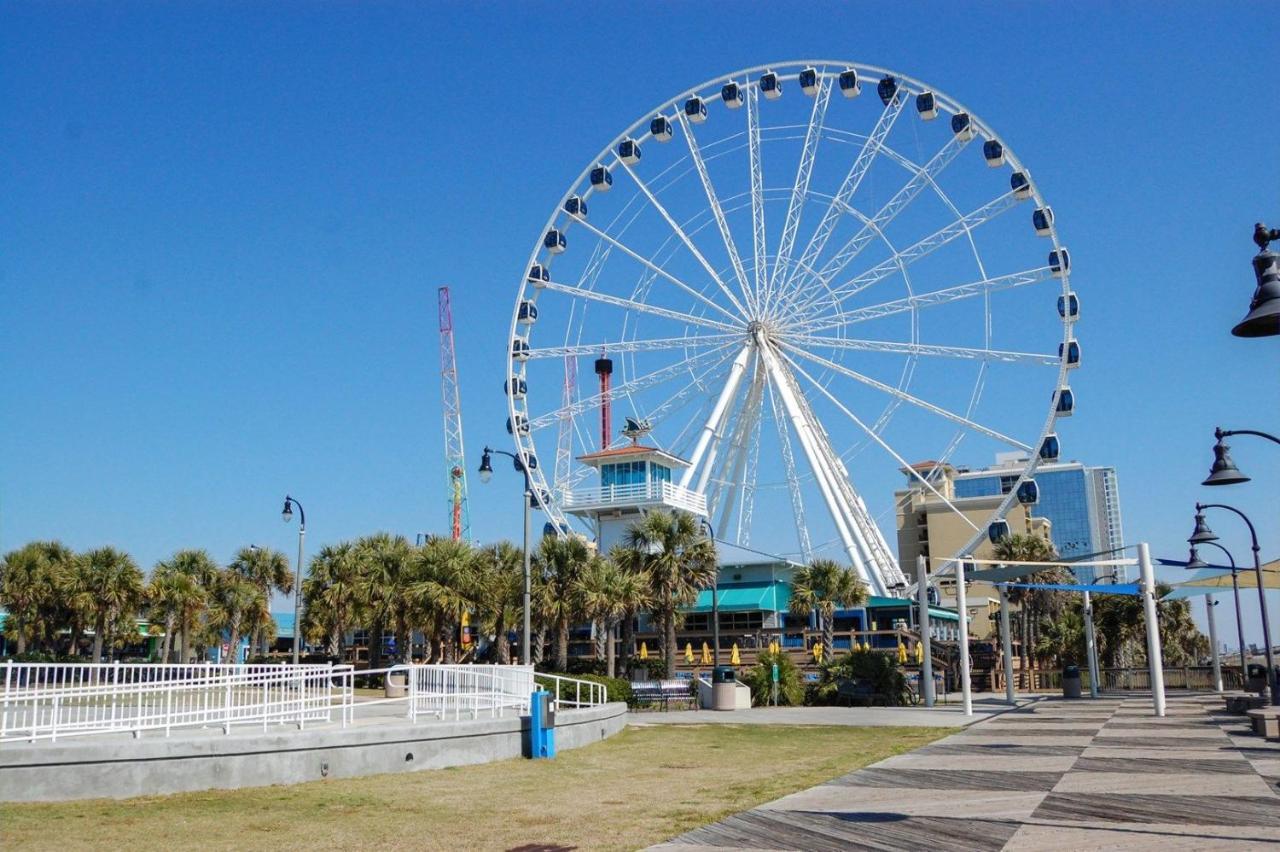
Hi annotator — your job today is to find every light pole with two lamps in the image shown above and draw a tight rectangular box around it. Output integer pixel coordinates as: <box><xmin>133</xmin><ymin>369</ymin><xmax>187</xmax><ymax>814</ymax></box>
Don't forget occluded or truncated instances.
<box><xmin>1187</xmin><ymin>541</ymin><xmax>1248</xmax><ymax>686</ymax></box>
<box><xmin>478</xmin><ymin>446</ymin><xmax>533</xmax><ymax>666</ymax></box>
<box><xmin>281</xmin><ymin>495</ymin><xmax>306</xmax><ymax>665</ymax></box>
<box><xmin>1190</xmin><ymin>504</ymin><xmax>1278</xmax><ymax>705</ymax></box>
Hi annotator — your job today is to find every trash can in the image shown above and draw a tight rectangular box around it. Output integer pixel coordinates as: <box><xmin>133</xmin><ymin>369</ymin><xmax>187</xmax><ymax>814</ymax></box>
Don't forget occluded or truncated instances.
<box><xmin>1247</xmin><ymin>663</ymin><xmax>1268</xmax><ymax>694</ymax></box>
<box><xmin>1062</xmin><ymin>664</ymin><xmax>1082</xmax><ymax>699</ymax></box>
<box><xmin>712</xmin><ymin>665</ymin><xmax>737</xmax><ymax>711</ymax></box>
<box><xmin>385</xmin><ymin>670</ymin><xmax>408</xmax><ymax>698</ymax></box>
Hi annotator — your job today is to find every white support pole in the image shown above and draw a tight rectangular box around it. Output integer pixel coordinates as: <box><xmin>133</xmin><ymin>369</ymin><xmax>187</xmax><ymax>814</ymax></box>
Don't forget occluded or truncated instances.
<box><xmin>917</xmin><ymin>555</ymin><xmax>935</xmax><ymax>707</ymax></box>
<box><xmin>1083</xmin><ymin>590</ymin><xmax>1100</xmax><ymax>699</ymax></box>
<box><xmin>1138</xmin><ymin>542</ymin><xmax>1166</xmax><ymax>717</ymax></box>
<box><xmin>956</xmin><ymin>557</ymin><xmax>973</xmax><ymax>717</ymax></box>
<box><xmin>1207</xmin><ymin>595</ymin><xmax>1223</xmax><ymax>694</ymax></box>
<box><xmin>999</xmin><ymin>586</ymin><xmax>1016</xmax><ymax>705</ymax></box>
<box><xmin>680</xmin><ymin>345</ymin><xmax>753</xmax><ymax>490</ymax></box>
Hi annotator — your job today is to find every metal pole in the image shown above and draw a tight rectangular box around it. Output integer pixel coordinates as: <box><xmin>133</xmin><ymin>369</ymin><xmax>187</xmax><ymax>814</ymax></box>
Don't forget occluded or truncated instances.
<box><xmin>1138</xmin><ymin>542</ymin><xmax>1166</xmax><ymax>717</ymax></box>
<box><xmin>1083</xmin><ymin>590</ymin><xmax>1100</xmax><ymax>699</ymax></box>
<box><xmin>1250</xmin><ymin>543</ymin><xmax>1278</xmax><ymax>705</ymax></box>
<box><xmin>1206</xmin><ymin>595</ymin><xmax>1223</xmax><ymax>693</ymax></box>
<box><xmin>998</xmin><ymin>586</ymin><xmax>1015</xmax><ymax>705</ymax></box>
<box><xmin>522</xmin><ymin>485</ymin><xmax>532</xmax><ymax>667</ymax></box>
<box><xmin>956</xmin><ymin>557</ymin><xmax>972</xmax><ymax>716</ymax></box>
<box><xmin>292</xmin><ymin>526</ymin><xmax>305</xmax><ymax>666</ymax></box>
<box><xmin>1232</xmin><ymin>569</ymin><xmax>1248</xmax><ymax>687</ymax></box>
<box><xmin>703</xmin><ymin>519</ymin><xmax>720</xmax><ymax>666</ymax></box>
<box><xmin>917</xmin><ymin>555</ymin><xmax>934</xmax><ymax>707</ymax></box>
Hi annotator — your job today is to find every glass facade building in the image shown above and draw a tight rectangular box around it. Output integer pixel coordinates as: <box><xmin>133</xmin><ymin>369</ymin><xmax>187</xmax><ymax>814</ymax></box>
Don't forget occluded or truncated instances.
<box><xmin>954</xmin><ymin>459</ymin><xmax>1125</xmax><ymax>581</ymax></box>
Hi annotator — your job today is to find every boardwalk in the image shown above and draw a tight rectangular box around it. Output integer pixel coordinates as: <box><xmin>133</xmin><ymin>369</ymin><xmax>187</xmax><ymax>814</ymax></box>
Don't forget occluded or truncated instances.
<box><xmin>655</xmin><ymin>694</ymin><xmax>1280</xmax><ymax>850</ymax></box>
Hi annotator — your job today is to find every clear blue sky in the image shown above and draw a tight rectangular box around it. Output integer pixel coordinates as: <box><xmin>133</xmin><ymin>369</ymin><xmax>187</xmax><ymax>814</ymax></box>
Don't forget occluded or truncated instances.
<box><xmin>2</xmin><ymin>4</ymin><xmax>1278</xmax><ymax>642</ymax></box>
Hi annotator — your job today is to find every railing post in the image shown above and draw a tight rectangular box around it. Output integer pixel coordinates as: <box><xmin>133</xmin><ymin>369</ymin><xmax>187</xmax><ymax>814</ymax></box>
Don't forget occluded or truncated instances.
<box><xmin>2</xmin><ymin>660</ymin><xmax>11</xmax><ymax>741</ymax></box>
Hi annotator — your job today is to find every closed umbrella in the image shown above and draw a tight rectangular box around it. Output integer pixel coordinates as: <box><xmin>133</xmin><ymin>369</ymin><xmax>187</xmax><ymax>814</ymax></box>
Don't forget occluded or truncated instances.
<box><xmin>813</xmin><ymin>642</ymin><xmax>824</xmax><ymax>664</ymax></box>
<box><xmin>684</xmin><ymin>642</ymin><xmax>694</xmax><ymax>665</ymax></box>
<box><xmin>640</xmin><ymin>641</ymin><xmax>649</xmax><ymax>661</ymax></box>
<box><xmin>897</xmin><ymin>640</ymin><xmax>908</xmax><ymax>664</ymax></box>
<box><xmin>730</xmin><ymin>643</ymin><xmax>740</xmax><ymax>665</ymax></box>
<box><xmin>700</xmin><ymin>642</ymin><xmax>712</xmax><ymax>665</ymax></box>
<box><xmin>914</xmin><ymin>641</ymin><xmax>923</xmax><ymax>664</ymax></box>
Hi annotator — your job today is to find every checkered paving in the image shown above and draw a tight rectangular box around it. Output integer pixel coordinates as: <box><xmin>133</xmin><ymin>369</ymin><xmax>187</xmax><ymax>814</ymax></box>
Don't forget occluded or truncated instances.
<box><xmin>653</xmin><ymin>694</ymin><xmax>1280</xmax><ymax>850</ymax></box>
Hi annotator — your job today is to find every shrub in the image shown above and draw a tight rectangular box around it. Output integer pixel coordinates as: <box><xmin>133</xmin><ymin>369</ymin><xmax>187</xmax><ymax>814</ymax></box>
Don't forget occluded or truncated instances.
<box><xmin>537</xmin><ymin>672</ymin><xmax>634</xmax><ymax>707</ymax></box>
<box><xmin>740</xmin><ymin>650</ymin><xmax>805</xmax><ymax>706</ymax></box>
<box><xmin>620</xmin><ymin>657</ymin><xmax>668</xmax><ymax>680</ymax></box>
<box><xmin>811</xmin><ymin>649</ymin><xmax>909</xmax><ymax>706</ymax></box>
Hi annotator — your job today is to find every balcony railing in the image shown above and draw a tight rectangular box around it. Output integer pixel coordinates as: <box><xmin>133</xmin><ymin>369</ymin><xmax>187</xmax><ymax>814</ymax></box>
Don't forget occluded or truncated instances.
<box><xmin>562</xmin><ymin>479</ymin><xmax>707</xmax><ymax>515</ymax></box>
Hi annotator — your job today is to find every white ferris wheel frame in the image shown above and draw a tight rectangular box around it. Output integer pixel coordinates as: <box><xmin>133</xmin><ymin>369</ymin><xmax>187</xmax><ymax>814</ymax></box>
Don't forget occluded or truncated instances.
<box><xmin>505</xmin><ymin>60</ymin><xmax>1077</xmax><ymax>596</ymax></box>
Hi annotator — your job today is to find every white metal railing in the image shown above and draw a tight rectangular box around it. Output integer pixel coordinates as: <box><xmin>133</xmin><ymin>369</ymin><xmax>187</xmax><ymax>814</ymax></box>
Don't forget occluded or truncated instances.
<box><xmin>0</xmin><ymin>662</ymin><xmax>604</xmax><ymax>744</ymax></box>
<box><xmin>562</xmin><ymin>480</ymin><xmax>707</xmax><ymax>515</ymax></box>
<box><xmin>534</xmin><ymin>672</ymin><xmax>608</xmax><ymax>710</ymax></box>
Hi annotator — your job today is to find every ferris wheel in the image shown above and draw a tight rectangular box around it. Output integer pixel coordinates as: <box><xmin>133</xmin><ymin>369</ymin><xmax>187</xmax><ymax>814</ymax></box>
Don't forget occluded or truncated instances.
<box><xmin>505</xmin><ymin>61</ymin><xmax>1079</xmax><ymax>597</ymax></box>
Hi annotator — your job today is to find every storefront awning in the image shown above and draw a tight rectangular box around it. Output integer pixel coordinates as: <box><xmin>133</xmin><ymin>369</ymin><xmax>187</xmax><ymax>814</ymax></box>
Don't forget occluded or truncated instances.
<box><xmin>863</xmin><ymin>596</ymin><xmax>960</xmax><ymax>622</ymax></box>
<box><xmin>687</xmin><ymin>581</ymin><xmax>792</xmax><ymax>613</ymax></box>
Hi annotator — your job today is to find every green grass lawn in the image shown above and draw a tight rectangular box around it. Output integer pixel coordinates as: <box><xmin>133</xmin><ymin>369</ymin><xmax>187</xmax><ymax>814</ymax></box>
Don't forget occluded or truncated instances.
<box><xmin>0</xmin><ymin>723</ymin><xmax>953</xmax><ymax>851</ymax></box>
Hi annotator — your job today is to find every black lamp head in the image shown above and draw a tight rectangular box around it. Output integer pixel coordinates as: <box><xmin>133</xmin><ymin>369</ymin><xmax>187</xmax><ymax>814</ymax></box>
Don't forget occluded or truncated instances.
<box><xmin>478</xmin><ymin>448</ymin><xmax>494</xmax><ymax>483</ymax></box>
<box><xmin>281</xmin><ymin>497</ymin><xmax>293</xmax><ymax>523</ymax></box>
<box><xmin>1186</xmin><ymin>545</ymin><xmax>1209</xmax><ymax>571</ymax></box>
<box><xmin>1232</xmin><ymin>243</ymin><xmax>1280</xmax><ymax>338</ymax></box>
<box><xmin>1203</xmin><ymin>434</ymin><xmax>1250</xmax><ymax>486</ymax></box>
<box><xmin>1188</xmin><ymin>511</ymin><xmax>1218</xmax><ymax>544</ymax></box>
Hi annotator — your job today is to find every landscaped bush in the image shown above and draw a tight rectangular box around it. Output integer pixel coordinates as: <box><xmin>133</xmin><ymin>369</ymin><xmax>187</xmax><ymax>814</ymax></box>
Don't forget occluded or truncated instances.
<box><xmin>809</xmin><ymin>649</ymin><xmax>909</xmax><ymax>706</ymax></box>
<box><xmin>623</xmin><ymin>657</ymin><xmax>669</xmax><ymax>680</ymax></box>
<box><xmin>740</xmin><ymin>650</ymin><xmax>805</xmax><ymax>706</ymax></box>
<box><xmin>537</xmin><ymin>672</ymin><xmax>634</xmax><ymax>707</ymax></box>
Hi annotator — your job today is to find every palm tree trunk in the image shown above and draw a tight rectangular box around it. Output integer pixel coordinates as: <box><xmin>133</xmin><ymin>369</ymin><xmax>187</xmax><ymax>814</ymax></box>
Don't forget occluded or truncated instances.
<box><xmin>495</xmin><ymin>612</ymin><xmax>509</xmax><ymax>664</ymax></box>
<box><xmin>555</xmin><ymin>618</ymin><xmax>569</xmax><ymax>671</ymax></box>
<box><xmin>606</xmin><ymin>619</ymin><xmax>616</xmax><ymax>678</ymax></box>
<box><xmin>91</xmin><ymin>616</ymin><xmax>105</xmax><ymax>663</ymax></box>
<box><xmin>621</xmin><ymin>612</ymin><xmax>636</xmax><ymax>668</ymax></box>
<box><xmin>1020</xmin><ymin>609</ymin><xmax>1031</xmax><ymax>689</ymax></box>
<box><xmin>161</xmin><ymin>616</ymin><xmax>175</xmax><ymax>663</ymax></box>
<box><xmin>180</xmin><ymin>616</ymin><xmax>191</xmax><ymax>664</ymax></box>
<box><xmin>664</xmin><ymin>610</ymin><xmax>677</xmax><ymax>677</ymax></box>
<box><xmin>822</xmin><ymin>608</ymin><xmax>835</xmax><ymax>654</ymax></box>
<box><xmin>15</xmin><ymin>632</ymin><xmax>26</xmax><ymax>655</ymax></box>
<box><xmin>228</xmin><ymin>624</ymin><xmax>241</xmax><ymax>663</ymax></box>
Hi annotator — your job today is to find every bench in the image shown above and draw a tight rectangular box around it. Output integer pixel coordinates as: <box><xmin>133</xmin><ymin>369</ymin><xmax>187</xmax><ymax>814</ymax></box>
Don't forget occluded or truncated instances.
<box><xmin>836</xmin><ymin>678</ymin><xmax>889</xmax><ymax>707</ymax></box>
<box><xmin>1225</xmin><ymin>694</ymin><xmax>1267</xmax><ymax>715</ymax></box>
<box><xmin>1247</xmin><ymin>707</ymin><xmax>1280</xmax><ymax>739</ymax></box>
<box><xmin>630</xmin><ymin>679</ymin><xmax>698</xmax><ymax>711</ymax></box>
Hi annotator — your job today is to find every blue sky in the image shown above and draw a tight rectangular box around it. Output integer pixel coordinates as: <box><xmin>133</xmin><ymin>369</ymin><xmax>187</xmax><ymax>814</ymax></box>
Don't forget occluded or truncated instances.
<box><xmin>2</xmin><ymin>3</ymin><xmax>1278</xmax><ymax>642</ymax></box>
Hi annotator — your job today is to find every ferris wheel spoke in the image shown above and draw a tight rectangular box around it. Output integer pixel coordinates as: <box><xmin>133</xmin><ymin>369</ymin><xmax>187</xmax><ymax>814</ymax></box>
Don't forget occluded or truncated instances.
<box><xmin>784</xmin><ymin>86</ymin><xmax>908</xmax><ymax>303</ymax></box>
<box><xmin>779</xmin><ymin>349</ymin><xmax>981</xmax><ymax>533</ymax></box>
<box><xmin>763</xmin><ymin>76</ymin><xmax>833</xmax><ymax>316</ymax></box>
<box><xmin>526</xmin><ymin>333</ymin><xmax>740</xmax><ymax>360</ymax></box>
<box><xmin>779</xmin><ymin>341</ymin><xmax>1033</xmax><ymax>451</ymax></box>
<box><xmin>569</xmin><ymin>216</ymin><xmax>744</xmax><ymax>324</ymax></box>
<box><xmin>783</xmin><ymin>334</ymin><xmax>1060</xmax><ymax>366</ymax></box>
<box><xmin>735</xmin><ymin>391</ymin><xmax>765</xmax><ymax>547</ymax></box>
<box><xmin>799</xmin><ymin>190</ymin><xmax>1022</xmax><ymax>320</ymax></box>
<box><xmin>766</xmin><ymin>382</ymin><xmax>813</xmax><ymax>561</ymax></box>
<box><xmin>539</xmin><ymin>278</ymin><xmax>740</xmax><ymax>334</ymax></box>
<box><xmin>804</xmin><ymin>132</ymin><xmax>974</xmax><ymax>300</ymax></box>
<box><xmin>712</xmin><ymin>355</ymin><xmax>765</xmax><ymax>539</ymax></box>
<box><xmin>796</xmin><ymin>265</ymin><xmax>1056</xmax><ymax>334</ymax></box>
<box><xmin>746</xmin><ymin>84</ymin><xmax>767</xmax><ymax>306</ymax></box>
<box><xmin>617</xmin><ymin>162</ymin><xmax>751</xmax><ymax>319</ymax></box>
<box><xmin>527</xmin><ymin>343</ymin><xmax>738</xmax><ymax>432</ymax></box>
<box><xmin>676</xmin><ymin>110</ymin><xmax>758</xmax><ymax>316</ymax></box>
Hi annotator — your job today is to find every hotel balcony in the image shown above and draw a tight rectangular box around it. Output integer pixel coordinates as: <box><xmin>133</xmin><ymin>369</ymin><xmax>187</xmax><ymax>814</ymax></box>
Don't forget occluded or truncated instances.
<box><xmin>561</xmin><ymin>479</ymin><xmax>707</xmax><ymax>517</ymax></box>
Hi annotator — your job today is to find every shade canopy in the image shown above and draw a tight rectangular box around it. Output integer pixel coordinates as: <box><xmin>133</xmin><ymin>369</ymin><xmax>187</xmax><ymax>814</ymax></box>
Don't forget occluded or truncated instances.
<box><xmin>998</xmin><ymin>581</ymin><xmax>1140</xmax><ymax>596</ymax></box>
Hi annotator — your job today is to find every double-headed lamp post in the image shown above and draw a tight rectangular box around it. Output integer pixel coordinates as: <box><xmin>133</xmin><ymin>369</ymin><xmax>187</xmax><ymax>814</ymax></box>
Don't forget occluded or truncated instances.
<box><xmin>1187</xmin><ymin>540</ymin><xmax>1248</xmax><ymax>682</ymax></box>
<box><xmin>1190</xmin><ymin>503</ymin><xmax>1278</xmax><ymax>705</ymax></box>
<box><xmin>479</xmin><ymin>446</ymin><xmax>532</xmax><ymax>666</ymax></box>
<box><xmin>281</xmin><ymin>495</ymin><xmax>306</xmax><ymax>665</ymax></box>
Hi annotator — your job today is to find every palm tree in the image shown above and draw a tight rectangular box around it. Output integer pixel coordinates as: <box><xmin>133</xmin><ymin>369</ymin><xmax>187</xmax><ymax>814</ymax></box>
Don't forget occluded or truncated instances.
<box><xmin>992</xmin><ymin>532</ymin><xmax>1059</xmax><ymax>687</ymax></box>
<box><xmin>0</xmin><ymin>542</ymin><xmax>73</xmax><ymax>654</ymax></box>
<box><xmin>623</xmin><ymin>509</ymin><xmax>717</xmax><ymax>675</ymax></box>
<box><xmin>164</xmin><ymin>549</ymin><xmax>220</xmax><ymax>662</ymax></box>
<box><xmin>66</xmin><ymin>547</ymin><xmax>145</xmax><ymax>662</ymax></box>
<box><xmin>206</xmin><ymin>569</ymin><xmax>267</xmax><ymax>661</ymax></box>
<box><xmin>536</xmin><ymin>534</ymin><xmax>593</xmax><ymax>671</ymax></box>
<box><xmin>355</xmin><ymin>533</ymin><xmax>417</xmax><ymax>666</ymax></box>
<box><xmin>789</xmin><ymin>558</ymin><xmax>868</xmax><ymax>652</ymax></box>
<box><xmin>410</xmin><ymin>536</ymin><xmax>476</xmax><ymax>663</ymax></box>
<box><xmin>469</xmin><ymin>542</ymin><xmax>524</xmax><ymax>664</ymax></box>
<box><xmin>577</xmin><ymin>555</ymin><xmax>635</xmax><ymax>677</ymax></box>
<box><xmin>303</xmin><ymin>542</ymin><xmax>362</xmax><ymax>658</ymax></box>
<box><xmin>229</xmin><ymin>546</ymin><xmax>293</xmax><ymax>656</ymax></box>
<box><xmin>147</xmin><ymin>558</ymin><xmax>208</xmax><ymax>663</ymax></box>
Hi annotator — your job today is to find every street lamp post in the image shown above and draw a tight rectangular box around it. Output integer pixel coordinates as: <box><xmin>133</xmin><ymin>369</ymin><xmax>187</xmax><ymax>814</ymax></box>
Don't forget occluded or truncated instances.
<box><xmin>479</xmin><ymin>446</ymin><xmax>532</xmax><ymax>666</ymax></box>
<box><xmin>281</xmin><ymin>495</ymin><xmax>306</xmax><ymax>665</ymax></box>
<box><xmin>1190</xmin><ymin>504</ymin><xmax>1278</xmax><ymax>705</ymax></box>
<box><xmin>1188</xmin><ymin>541</ymin><xmax>1248</xmax><ymax>688</ymax></box>
<box><xmin>699</xmin><ymin>518</ymin><xmax>719</xmax><ymax>666</ymax></box>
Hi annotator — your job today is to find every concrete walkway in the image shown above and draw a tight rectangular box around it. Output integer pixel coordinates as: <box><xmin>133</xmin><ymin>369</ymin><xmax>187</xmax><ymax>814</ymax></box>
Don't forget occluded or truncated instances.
<box><xmin>629</xmin><ymin>693</ymin><xmax>1032</xmax><ymax>728</ymax></box>
<box><xmin>654</xmin><ymin>693</ymin><xmax>1280</xmax><ymax>850</ymax></box>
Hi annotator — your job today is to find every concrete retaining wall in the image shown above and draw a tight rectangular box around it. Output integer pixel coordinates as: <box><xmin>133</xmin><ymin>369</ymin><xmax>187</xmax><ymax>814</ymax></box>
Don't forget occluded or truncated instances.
<box><xmin>0</xmin><ymin>702</ymin><xmax>628</xmax><ymax>802</ymax></box>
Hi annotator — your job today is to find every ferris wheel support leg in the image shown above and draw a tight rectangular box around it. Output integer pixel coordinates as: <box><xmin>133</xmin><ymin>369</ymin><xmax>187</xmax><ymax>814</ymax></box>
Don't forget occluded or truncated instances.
<box><xmin>680</xmin><ymin>344</ymin><xmax>753</xmax><ymax>492</ymax></box>
<box><xmin>759</xmin><ymin>342</ymin><xmax>882</xmax><ymax>595</ymax></box>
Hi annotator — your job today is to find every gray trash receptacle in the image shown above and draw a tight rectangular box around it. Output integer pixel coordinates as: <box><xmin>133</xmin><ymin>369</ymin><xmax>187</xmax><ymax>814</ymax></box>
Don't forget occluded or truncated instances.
<box><xmin>1062</xmin><ymin>665</ymin><xmax>1082</xmax><ymax>699</ymax></box>
<box><xmin>385</xmin><ymin>670</ymin><xmax>408</xmax><ymax>698</ymax></box>
<box><xmin>712</xmin><ymin>665</ymin><xmax>737</xmax><ymax>711</ymax></box>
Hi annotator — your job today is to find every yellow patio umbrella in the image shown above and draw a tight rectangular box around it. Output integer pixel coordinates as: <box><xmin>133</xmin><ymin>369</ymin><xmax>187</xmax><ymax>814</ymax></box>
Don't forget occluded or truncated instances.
<box><xmin>812</xmin><ymin>641</ymin><xmax>824</xmax><ymax>663</ymax></box>
<box><xmin>769</xmin><ymin>640</ymin><xmax>779</xmax><ymax>656</ymax></box>
<box><xmin>914</xmin><ymin>641</ymin><xmax>923</xmax><ymax>664</ymax></box>
<box><xmin>730</xmin><ymin>643</ymin><xmax>741</xmax><ymax>665</ymax></box>
<box><xmin>639</xmin><ymin>641</ymin><xmax>649</xmax><ymax>661</ymax></box>
<box><xmin>701</xmin><ymin>642</ymin><xmax>712</xmax><ymax>665</ymax></box>
<box><xmin>897</xmin><ymin>640</ymin><xmax>908</xmax><ymax>665</ymax></box>
<box><xmin>871</xmin><ymin>620</ymin><xmax>878</xmax><ymax>632</ymax></box>
<box><xmin>685</xmin><ymin>642</ymin><xmax>695</xmax><ymax>665</ymax></box>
